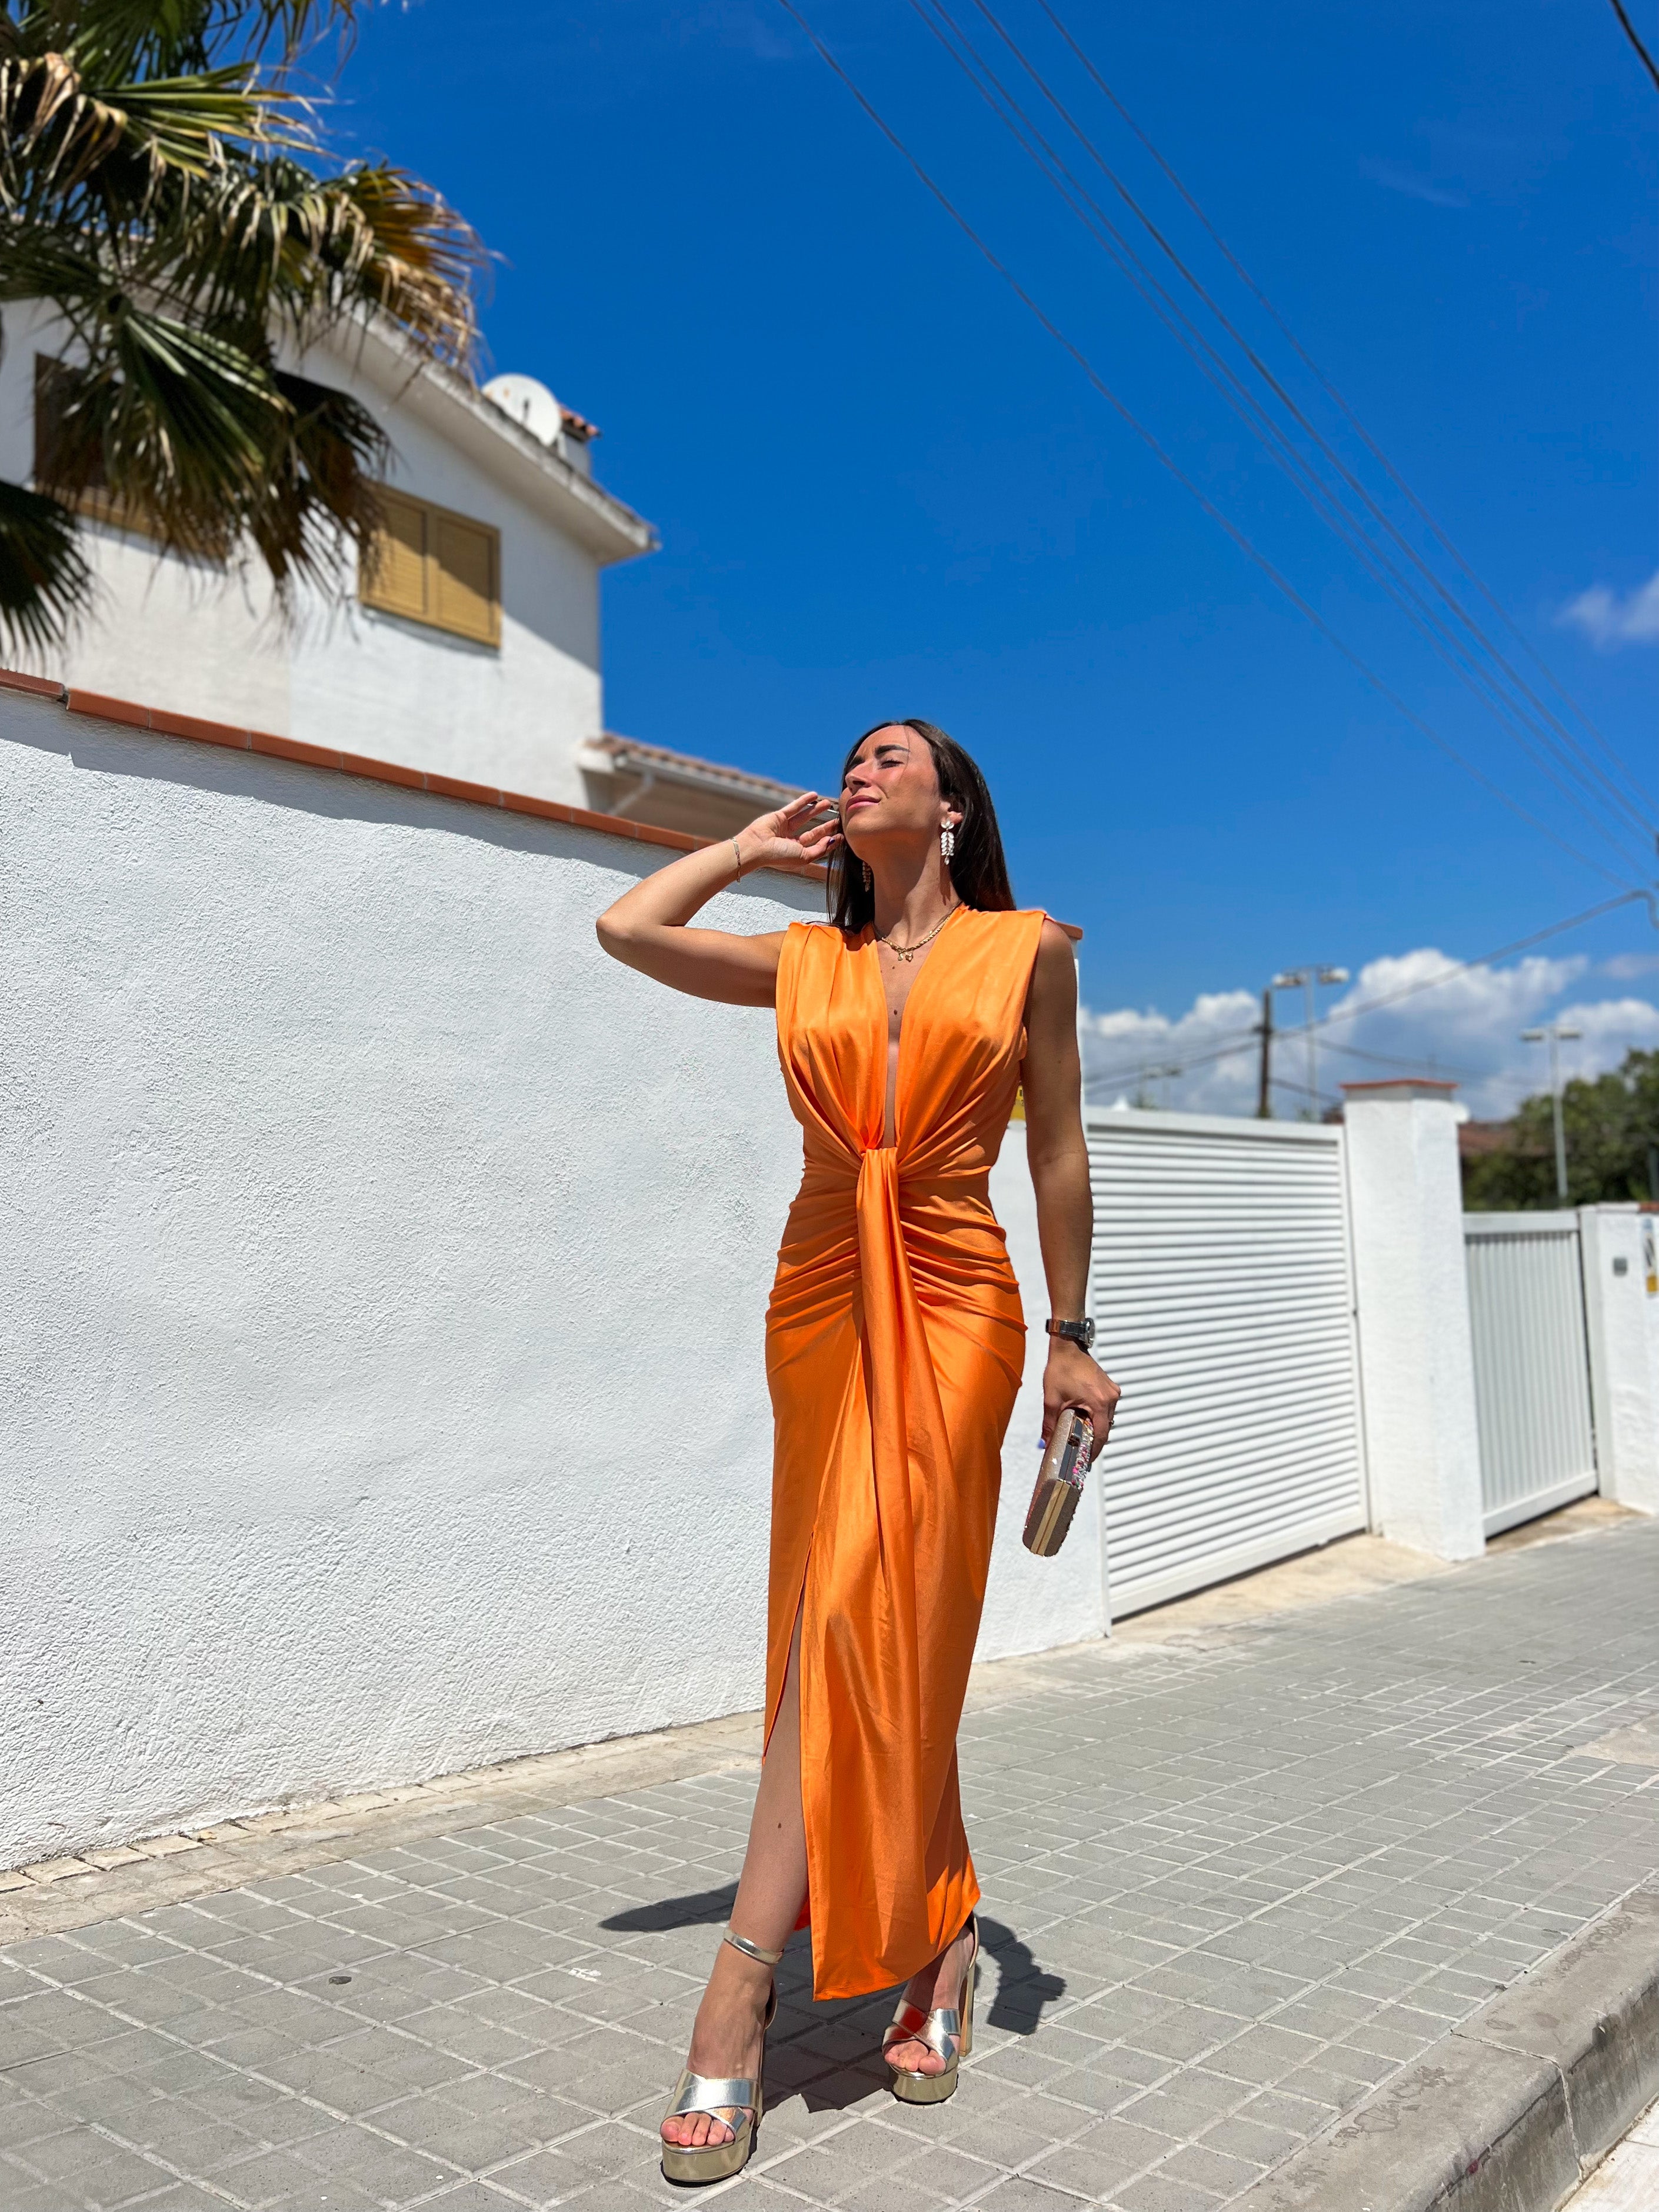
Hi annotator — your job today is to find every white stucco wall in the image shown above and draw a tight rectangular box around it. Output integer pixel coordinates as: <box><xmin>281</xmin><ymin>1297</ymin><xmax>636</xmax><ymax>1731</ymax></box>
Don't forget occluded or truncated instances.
<box><xmin>1579</xmin><ymin>1207</ymin><xmax>1659</xmax><ymax>1515</ymax></box>
<box><xmin>0</xmin><ymin>304</ymin><xmax>639</xmax><ymax>804</ymax></box>
<box><xmin>983</xmin><ymin>1124</ymin><xmax>1111</xmax><ymax>1654</ymax></box>
<box><xmin>1342</xmin><ymin>1088</ymin><xmax>1485</xmax><ymax>1560</ymax></box>
<box><xmin>1</xmin><ymin>692</ymin><xmax>1081</xmax><ymax>1866</ymax></box>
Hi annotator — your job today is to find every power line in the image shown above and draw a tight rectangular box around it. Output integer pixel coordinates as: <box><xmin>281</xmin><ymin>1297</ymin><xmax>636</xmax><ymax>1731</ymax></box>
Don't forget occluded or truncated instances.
<box><xmin>1607</xmin><ymin>0</ymin><xmax>1659</xmax><ymax>93</ymax></box>
<box><xmin>1033</xmin><ymin>0</ymin><xmax>1659</xmax><ymax>817</ymax></box>
<box><xmin>914</xmin><ymin>0</ymin><xmax>1658</xmax><ymax>863</ymax></box>
<box><xmin>771</xmin><ymin>0</ymin><xmax>1649</xmax><ymax>892</ymax></box>
<box><xmin>1081</xmin><ymin>887</ymin><xmax>1659</xmax><ymax>1094</ymax></box>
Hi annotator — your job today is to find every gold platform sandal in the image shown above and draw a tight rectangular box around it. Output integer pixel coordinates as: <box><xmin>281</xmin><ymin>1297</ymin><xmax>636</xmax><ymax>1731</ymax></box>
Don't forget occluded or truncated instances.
<box><xmin>882</xmin><ymin>1914</ymin><xmax>979</xmax><ymax>2105</ymax></box>
<box><xmin>659</xmin><ymin>1927</ymin><xmax>782</xmax><ymax>2186</ymax></box>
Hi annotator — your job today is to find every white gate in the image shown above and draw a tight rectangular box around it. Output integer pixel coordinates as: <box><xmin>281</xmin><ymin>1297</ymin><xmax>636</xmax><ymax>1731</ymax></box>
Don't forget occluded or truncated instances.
<box><xmin>1086</xmin><ymin>1109</ymin><xmax>1368</xmax><ymax>1616</ymax></box>
<box><xmin>1463</xmin><ymin>1212</ymin><xmax>1597</xmax><ymax>1536</ymax></box>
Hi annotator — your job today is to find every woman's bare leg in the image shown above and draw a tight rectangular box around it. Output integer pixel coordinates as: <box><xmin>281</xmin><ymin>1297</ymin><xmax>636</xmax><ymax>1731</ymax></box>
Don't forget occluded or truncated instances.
<box><xmin>884</xmin><ymin>1920</ymin><xmax>977</xmax><ymax>2076</ymax></box>
<box><xmin>662</xmin><ymin>1609</ymin><xmax>807</xmax><ymax>2151</ymax></box>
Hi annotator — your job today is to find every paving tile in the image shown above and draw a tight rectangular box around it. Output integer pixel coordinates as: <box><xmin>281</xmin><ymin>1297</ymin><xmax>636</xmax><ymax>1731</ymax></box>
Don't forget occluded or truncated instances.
<box><xmin>482</xmin><ymin>2146</ymin><xmax>599</xmax><ymax>2201</ymax></box>
<box><xmin>5</xmin><ymin>1527</ymin><xmax>1658</xmax><ymax>2211</ymax></box>
<box><xmin>1110</xmin><ymin>2167</ymin><xmax>1224</xmax><ymax>2211</ymax></box>
<box><xmin>209</xmin><ymin>2148</ymin><xmax>322</xmax><ymax>2204</ymax></box>
<box><xmin>0</xmin><ymin>2183</ymin><xmax>96</xmax><ymax>2212</ymax></box>
<box><xmin>972</xmin><ymin>2181</ymin><xmax>1092</xmax><ymax>2210</ymax></box>
<box><xmin>1025</xmin><ymin>2114</ymin><xmax>1175</xmax><ymax>2196</ymax></box>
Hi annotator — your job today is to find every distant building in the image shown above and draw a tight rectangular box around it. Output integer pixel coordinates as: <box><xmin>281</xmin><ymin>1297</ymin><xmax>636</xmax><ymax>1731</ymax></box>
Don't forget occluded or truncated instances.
<box><xmin>1459</xmin><ymin>1118</ymin><xmax>1524</xmax><ymax>1164</ymax></box>
<box><xmin>0</xmin><ymin>306</ymin><xmax>799</xmax><ymax>840</ymax></box>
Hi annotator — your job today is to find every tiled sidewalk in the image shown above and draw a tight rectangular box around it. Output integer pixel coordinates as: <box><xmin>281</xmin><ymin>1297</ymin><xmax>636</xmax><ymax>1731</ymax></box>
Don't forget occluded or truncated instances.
<box><xmin>3</xmin><ymin>1520</ymin><xmax>1657</xmax><ymax>2212</ymax></box>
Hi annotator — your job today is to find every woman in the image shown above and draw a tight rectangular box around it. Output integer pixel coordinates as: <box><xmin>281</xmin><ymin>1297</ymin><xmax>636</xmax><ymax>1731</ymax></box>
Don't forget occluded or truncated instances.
<box><xmin>597</xmin><ymin>719</ymin><xmax>1118</xmax><ymax>2185</ymax></box>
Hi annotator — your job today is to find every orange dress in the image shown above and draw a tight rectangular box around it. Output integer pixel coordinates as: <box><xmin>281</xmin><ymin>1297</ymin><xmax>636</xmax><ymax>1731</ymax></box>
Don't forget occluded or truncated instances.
<box><xmin>765</xmin><ymin>904</ymin><xmax>1048</xmax><ymax>2000</ymax></box>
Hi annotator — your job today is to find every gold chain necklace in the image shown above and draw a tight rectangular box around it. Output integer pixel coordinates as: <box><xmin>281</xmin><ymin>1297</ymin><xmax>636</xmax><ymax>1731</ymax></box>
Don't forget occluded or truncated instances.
<box><xmin>877</xmin><ymin>902</ymin><xmax>960</xmax><ymax>964</ymax></box>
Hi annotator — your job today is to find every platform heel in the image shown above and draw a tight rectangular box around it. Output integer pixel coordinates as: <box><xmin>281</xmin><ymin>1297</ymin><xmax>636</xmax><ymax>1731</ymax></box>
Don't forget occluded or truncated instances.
<box><xmin>660</xmin><ymin>1928</ymin><xmax>781</xmax><ymax>2185</ymax></box>
<box><xmin>882</xmin><ymin>1914</ymin><xmax>978</xmax><ymax>2105</ymax></box>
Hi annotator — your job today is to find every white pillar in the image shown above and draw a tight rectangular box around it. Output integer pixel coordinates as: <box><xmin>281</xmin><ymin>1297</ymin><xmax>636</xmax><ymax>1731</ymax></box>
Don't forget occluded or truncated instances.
<box><xmin>1578</xmin><ymin>1205</ymin><xmax>1659</xmax><ymax>1514</ymax></box>
<box><xmin>980</xmin><ymin>1118</ymin><xmax>1112</xmax><ymax>1658</ymax></box>
<box><xmin>1341</xmin><ymin>1080</ymin><xmax>1485</xmax><ymax>1560</ymax></box>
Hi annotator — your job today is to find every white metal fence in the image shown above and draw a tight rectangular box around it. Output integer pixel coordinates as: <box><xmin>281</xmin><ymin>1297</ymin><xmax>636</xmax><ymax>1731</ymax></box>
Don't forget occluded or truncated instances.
<box><xmin>1464</xmin><ymin>1212</ymin><xmax>1598</xmax><ymax>1536</ymax></box>
<box><xmin>1085</xmin><ymin>1110</ymin><xmax>1368</xmax><ymax>1615</ymax></box>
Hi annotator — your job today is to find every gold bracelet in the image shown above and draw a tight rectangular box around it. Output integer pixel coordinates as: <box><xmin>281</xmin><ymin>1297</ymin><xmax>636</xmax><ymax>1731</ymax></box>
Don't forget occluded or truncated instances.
<box><xmin>731</xmin><ymin>835</ymin><xmax>744</xmax><ymax>878</ymax></box>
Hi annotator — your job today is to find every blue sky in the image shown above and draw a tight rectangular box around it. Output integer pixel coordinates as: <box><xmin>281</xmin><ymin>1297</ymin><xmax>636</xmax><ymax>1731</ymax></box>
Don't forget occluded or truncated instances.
<box><xmin>331</xmin><ymin>0</ymin><xmax>1657</xmax><ymax>1113</ymax></box>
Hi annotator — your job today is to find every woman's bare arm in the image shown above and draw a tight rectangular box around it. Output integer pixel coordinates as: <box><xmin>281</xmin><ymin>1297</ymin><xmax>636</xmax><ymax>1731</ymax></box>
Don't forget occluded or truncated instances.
<box><xmin>595</xmin><ymin>794</ymin><xmax>840</xmax><ymax>1007</ymax></box>
<box><xmin>1021</xmin><ymin>920</ymin><xmax>1121</xmax><ymax>1457</ymax></box>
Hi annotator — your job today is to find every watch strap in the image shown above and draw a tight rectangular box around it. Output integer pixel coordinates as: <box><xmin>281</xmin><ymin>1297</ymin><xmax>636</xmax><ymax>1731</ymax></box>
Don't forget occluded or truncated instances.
<box><xmin>1046</xmin><ymin>1317</ymin><xmax>1095</xmax><ymax>1350</ymax></box>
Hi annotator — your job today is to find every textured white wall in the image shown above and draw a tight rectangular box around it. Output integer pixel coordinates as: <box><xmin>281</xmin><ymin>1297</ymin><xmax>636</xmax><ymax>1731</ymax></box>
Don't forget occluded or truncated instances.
<box><xmin>1578</xmin><ymin>1207</ymin><xmax>1659</xmax><ymax>1515</ymax></box>
<box><xmin>0</xmin><ymin>304</ymin><xmax>611</xmax><ymax>804</ymax></box>
<box><xmin>1</xmin><ymin>693</ymin><xmax>1080</xmax><ymax>1865</ymax></box>
<box><xmin>1343</xmin><ymin>1090</ymin><xmax>1485</xmax><ymax>1560</ymax></box>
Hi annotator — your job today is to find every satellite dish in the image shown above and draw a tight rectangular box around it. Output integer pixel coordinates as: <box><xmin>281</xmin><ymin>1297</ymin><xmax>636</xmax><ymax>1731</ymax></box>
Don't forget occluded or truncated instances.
<box><xmin>482</xmin><ymin>374</ymin><xmax>564</xmax><ymax>448</ymax></box>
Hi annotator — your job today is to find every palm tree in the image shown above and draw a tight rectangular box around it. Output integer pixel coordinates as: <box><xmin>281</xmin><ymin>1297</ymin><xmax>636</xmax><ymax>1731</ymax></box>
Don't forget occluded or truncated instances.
<box><xmin>1</xmin><ymin>0</ymin><xmax>484</xmax><ymax>654</ymax></box>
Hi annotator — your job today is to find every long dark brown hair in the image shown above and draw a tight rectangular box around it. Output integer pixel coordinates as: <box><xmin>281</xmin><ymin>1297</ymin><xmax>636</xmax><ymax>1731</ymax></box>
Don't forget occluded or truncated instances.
<box><xmin>827</xmin><ymin>719</ymin><xmax>1015</xmax><ymax>932</ymax></box>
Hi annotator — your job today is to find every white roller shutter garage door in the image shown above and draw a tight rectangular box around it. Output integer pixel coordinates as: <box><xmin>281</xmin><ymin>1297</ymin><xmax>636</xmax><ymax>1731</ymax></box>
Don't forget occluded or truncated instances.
<box><xmin>1087</xmin><ymin>1109</ymin><xmax>1368</xmax><ymax>1616</ymax></box>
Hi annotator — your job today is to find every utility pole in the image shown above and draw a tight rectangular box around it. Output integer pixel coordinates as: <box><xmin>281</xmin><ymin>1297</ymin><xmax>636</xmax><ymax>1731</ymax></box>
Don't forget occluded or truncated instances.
<box><xmin>1256</xmin><ymin>988</ymin><xmax>1273</xmax><ymax>1119</ymax></box>
<box><xmin>1270</xmin><ymin>965</ymin><xmax>1351</xmax><ymax>1119</ymax></box>
<box><xmin>1521</xmin><ymin>1023</ymin><xmax>1583</xmax><ymax>1201</ymax></box>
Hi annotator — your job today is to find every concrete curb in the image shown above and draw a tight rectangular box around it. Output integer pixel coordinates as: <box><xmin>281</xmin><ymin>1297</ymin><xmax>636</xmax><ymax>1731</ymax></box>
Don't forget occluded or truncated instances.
<box><xmin>1233</xmin><ymin>1883</ymin><xmax>1659</xmax><ymax>2211</ymax></box>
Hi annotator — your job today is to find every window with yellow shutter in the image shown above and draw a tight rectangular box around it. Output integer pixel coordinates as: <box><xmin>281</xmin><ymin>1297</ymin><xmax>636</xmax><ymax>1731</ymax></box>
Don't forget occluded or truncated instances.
<box><xmin>361</xmin><ymin>490</ymin><xmax>501</xmax><ymax>647</ymax></box>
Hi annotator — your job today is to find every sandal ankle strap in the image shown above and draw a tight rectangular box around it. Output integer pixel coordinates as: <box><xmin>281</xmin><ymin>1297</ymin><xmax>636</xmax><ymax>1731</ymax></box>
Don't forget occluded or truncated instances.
<box><xmin>722</xmin><ymin>1926</ymin><xmax>784</xmax><ymax>1967</ymax></box>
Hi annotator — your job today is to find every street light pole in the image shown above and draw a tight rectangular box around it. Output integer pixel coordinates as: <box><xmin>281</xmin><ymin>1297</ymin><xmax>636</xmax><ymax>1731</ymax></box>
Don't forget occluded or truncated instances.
<box><xmin>1521</xmin><ymin>1023</ymin><xmax>1583</xmax><ymax>1201</ymax></box>
<box><xmin>1256</xmin><ymin>988</ymin><xmax>1273</xmax><ymax>1119</ymax></box>
<box><xmin>1270</xmin><ymin>965</ymin><xmax>1351</xmax><ymax>1119</ymax></box>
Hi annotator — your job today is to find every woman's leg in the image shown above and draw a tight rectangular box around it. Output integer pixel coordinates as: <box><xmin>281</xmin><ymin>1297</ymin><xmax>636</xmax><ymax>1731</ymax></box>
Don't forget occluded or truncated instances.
<box><xmin>884</xmin><ymin>1921</ymin><xmax>977</xmax><ymax>2076</ymax></box>
<box><xmin>662</xmin><ymin>1608</ymin><xmax>807</xmax><ymax>2150</ymax></box>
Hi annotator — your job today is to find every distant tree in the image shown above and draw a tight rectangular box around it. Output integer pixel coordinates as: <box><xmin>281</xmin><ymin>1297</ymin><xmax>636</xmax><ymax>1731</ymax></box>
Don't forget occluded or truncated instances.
<box><xmin>1463</xmin><ymin>1048</ymin><xmax>1659</xmax><ymax>1209</ymax></box>
<box><xmin>1</xmin><ymin>0</ymin><xmax>484</xmax><ymax>654</ymax></box>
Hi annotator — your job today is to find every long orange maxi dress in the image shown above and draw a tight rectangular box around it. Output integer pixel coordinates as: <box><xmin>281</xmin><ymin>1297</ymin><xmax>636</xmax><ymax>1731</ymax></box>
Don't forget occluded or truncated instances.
<box><xmin>765</xmin><ymin>902</ymin><xmax>1048</xmax><ymax>2000</ymax></box>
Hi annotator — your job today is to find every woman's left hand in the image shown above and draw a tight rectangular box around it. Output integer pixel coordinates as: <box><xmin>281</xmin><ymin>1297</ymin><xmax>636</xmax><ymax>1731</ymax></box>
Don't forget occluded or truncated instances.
<box><xmin>1042</xmin><ymin>1341</ymin><xmax>1121</xmax><ymax>1465</ymax></box>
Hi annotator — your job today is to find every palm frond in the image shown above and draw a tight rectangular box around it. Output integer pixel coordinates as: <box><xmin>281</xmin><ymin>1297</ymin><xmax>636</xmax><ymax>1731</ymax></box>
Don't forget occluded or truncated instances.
<box><xmin>4</xmin><ymin>0</ymin><xmax>485</xmax><ymax>645</ymax></box>
<box><xmin>242</xmin><ymin>364</ymin><xmax>385</xmax><ymax>591</ymax></box>
<box><xmin>164</xmin><ymin>154</ymin><xmax>484</xmax><ymax>365</ymax></box>
<box><xmin>6</xmin><ymin>1</ymin><xmax>356</xmax><ymax>78</ymax></box>
<box><xmin>0</xmin><ymin>478</ymin><xmax>94</xmax><ymax>652</ymax></box>
<box><xmin>36</xmin><ymin>307</ymin><xmax>283</xmax><ymax>562</ymax></box>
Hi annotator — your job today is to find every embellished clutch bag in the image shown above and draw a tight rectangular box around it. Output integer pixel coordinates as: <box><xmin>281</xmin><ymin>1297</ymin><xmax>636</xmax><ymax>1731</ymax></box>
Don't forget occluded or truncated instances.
<box><xmin>1021</xmin><ymin>1407</ymin><xmax>1094</xmax><ymax>1558</ymax></box>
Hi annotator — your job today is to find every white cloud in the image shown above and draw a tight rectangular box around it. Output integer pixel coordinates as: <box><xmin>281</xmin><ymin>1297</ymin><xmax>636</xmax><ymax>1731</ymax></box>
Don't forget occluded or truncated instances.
<box><xmin>1557</xmin><ymin>569</ymin><xmax>1659</xmax><ymax>649</ymax></box>
<box><xmin>1601</xmin><ymin>951</ymin><xmax>1659</xmax><ymax>981</ymax></box>
<box><xmin>1081</xmin><ymin>946</ymin><xmax>1659</xmax><ymax>1121</ymax></box>
<box><xmin>1358</xmin><ymin>159</ymin><xmax>1469</xmax><ymax>209</ymax></box>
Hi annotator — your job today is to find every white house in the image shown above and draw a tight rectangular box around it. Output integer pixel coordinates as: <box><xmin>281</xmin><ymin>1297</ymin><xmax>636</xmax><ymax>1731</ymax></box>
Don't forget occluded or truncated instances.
<box><xmin>0</xmin><ymin>302</ymin><xmax>801</xmax><ymax>835</ymax></box>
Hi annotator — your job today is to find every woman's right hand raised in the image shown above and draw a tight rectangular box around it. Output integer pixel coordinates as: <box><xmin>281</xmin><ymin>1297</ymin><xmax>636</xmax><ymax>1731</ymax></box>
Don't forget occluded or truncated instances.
<box><xmin>734</xmin><ymin>793</ymin><xmax>842</xmax><ymax>875</ymax></box>
<box><xmin>597</xmin><ymin>790</ymin><xmax>841</xmax><ymax>1008</ymax></box>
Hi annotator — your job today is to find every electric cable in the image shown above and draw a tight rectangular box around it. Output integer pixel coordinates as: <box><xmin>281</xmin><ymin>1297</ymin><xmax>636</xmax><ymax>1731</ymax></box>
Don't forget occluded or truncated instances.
<box><xmin>1607</xmin><ymin>0</ymin><xmax>1659</xmax><ymax>95</ymax></box>
<box><xmin>1080</xmin><ymin>887</ymin><xmax>1658</xmax><ymax>1095</ymax></box>
<box><xmin>771</xmin><ymin>0</ymin><xmax>1647</xmax><ymax>893</ymax></box>
<box><xmin>1033</xmin><ymin>0</ymin><xmax>1659</xmax><ymax>817</ymax></box>
<box><xmin>920</xmin><ymin>0</ymin><xmax>1658</xmax><ymax>857</ymax></box>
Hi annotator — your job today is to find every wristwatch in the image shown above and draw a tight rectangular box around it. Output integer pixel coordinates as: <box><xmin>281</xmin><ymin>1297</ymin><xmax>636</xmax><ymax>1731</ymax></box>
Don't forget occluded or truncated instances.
<box><xmin>1046</xmin><ymin>1317</ymin><xmax>1095</xmax><ymax>1351</ymax></box>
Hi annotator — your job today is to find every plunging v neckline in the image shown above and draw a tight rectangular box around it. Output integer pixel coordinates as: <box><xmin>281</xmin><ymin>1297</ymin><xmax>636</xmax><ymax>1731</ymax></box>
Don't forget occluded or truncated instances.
<box><xmin>868</xmin><ymin>903</ymin><xmax>965</xmax><ymax>1148</ymax></box>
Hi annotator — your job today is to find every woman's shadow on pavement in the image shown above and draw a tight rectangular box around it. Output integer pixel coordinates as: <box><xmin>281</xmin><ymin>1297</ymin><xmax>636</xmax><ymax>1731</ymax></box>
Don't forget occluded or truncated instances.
<box><xmin>602</xmin><ymin>1890</ymin><xmax>1065</xmax><ymax>2114</ymax></box>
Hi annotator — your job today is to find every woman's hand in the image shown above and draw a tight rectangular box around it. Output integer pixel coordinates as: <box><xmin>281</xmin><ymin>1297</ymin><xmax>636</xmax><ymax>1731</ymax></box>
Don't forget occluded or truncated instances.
<box><xmin>734</xmin><ymin>792</ymin><xmax>842</xmax><ymax>874</ymax></box>
<box><xmin>1042</xmin><ymin>1340</ymin><xmax>1121</xmax><ymax>1465</ymax></box>
<box><xmin>595</xmin><ymin>791</ymin><xmax>842</xmax><ymax>1008</ymax></box>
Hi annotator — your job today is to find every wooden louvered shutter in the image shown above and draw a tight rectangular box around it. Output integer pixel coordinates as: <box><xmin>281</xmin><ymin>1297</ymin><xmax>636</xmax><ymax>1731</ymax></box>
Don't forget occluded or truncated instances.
<box><xmin>432</xmin><ymin>512</ymin><xmax>499</xmax><ymax>645</ymax></box>
<box><xmin>361</xmin><ymin>491</ymin><xmax>499</xmax><ymax>646</ymax></box>
<box><xmin>362</xmin><ymin>490</ymin><xmax>429</xmax><ymax>621</ymax></box>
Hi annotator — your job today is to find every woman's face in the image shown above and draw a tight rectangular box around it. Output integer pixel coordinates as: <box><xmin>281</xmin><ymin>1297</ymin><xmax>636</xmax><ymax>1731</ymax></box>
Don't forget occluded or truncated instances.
<box><xmin>839</xmin><ymin>725</ymin><xmax>958</xmax><ymax>857</ymax></box>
